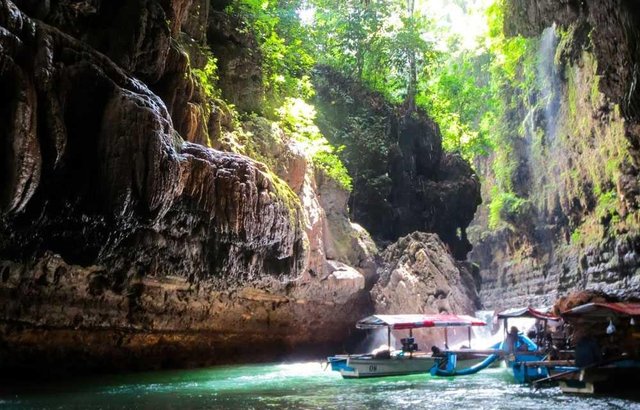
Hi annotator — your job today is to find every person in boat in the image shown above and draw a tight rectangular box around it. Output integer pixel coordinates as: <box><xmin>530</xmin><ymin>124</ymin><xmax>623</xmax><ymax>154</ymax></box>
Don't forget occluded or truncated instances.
<box><xmin>431</xmin><ymin>346</ymin><xmax>449</xmax><ymax>369</ymax></box>
<box><xmin>505</xmin><ymin>326</ymin><xmax>519</xmax><ymax>353</ymax></box>
<box><xmin>526</xmin><ymin>320</ymin><xmax>540</xmax><ymax>346</ymax></box>
<box><xmin>431</xmin><ymin>345</ymin><xmax>444</xmax><ymax>357</ymax></box>
<box><xmin>546</xmin><ymin>333</ymin><xmax>559</xmax><ymax>360</ymax></box>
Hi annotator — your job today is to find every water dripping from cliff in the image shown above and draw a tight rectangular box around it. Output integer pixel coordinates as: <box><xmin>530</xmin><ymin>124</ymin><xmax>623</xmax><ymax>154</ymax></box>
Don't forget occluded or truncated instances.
<box><xmin>524</xmin><ymin>25</ymin><xmax>561</xmax><ymax>176</ymax></box>
<box><xmin>538</xmin><ymin>24</ymin><xmax>561</xmax><ymax>144</ymax></box>
<box><xmin>520</xmin><ymin>24</ymin><xmax>562</xmax><ymax>257</ymax></box>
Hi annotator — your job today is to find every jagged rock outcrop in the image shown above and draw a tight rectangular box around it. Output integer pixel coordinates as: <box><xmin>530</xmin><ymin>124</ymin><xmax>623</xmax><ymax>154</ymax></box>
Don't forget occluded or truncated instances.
<box><xmin>0</xmin><ymin>0</ymin><xmax>377</xmax><ymax>375</ymax></box>
<box><xmin>313</xmin><ymin>67</ymin><xmax>482</xmax><ymax>259</ymax></box>
<box><xmin>471</xmin><ymin>0</ymin><xmax>640</xmax><ymax>309</ymax></box>
<box><xmin>372</xmin><ymin>232</ymin><xmax>481</xmax><ymax>347</ymax></box>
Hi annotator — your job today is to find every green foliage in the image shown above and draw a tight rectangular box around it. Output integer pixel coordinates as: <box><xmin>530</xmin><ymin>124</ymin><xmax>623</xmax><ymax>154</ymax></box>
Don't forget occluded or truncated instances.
<box><xmin>313</xmin><ymin>148</ymin><xmax>353</xmax><ymax>191</ymax></box>
<box><xmin>229</xmin><ymin>0</ymin><xmax>316</xmax><ymax>112</ymax></box>
<box><xmin>475</xmin><ymin>0</ymin><xmax>542</xmax><ymax>230</ymax></box>
<box><xmin>218</xmin><ymin>1</ymin><xmax>353</xmax><ymax>191</ymax></box>
<box><xmin>221</xmin><ymin>0</ymin><xmax>633</xmax><ymax>240</ymax></box>
<box><xmin>276</xmin><ymin>98</ymin><xmax>352</xmax><ymax>190</ymax></box>
<box><xmin>420</xmin><ymin>50</ymin><xmax>495</xmax><ymax>160</ymax></box>
<box><xmin>488</xmin><ymin>189</ymin><xmax>527</xmax><ymax>229</ymax></box>
<box><xmin>570</xmin><ymin>229</ymin><xmax>581</xmax><ymax>244</ymax></box>
<box><xmin>311</xmin><ymin>0</ymin><xmax>436</xmax><ymax>104</ymax></box>
<box><xmin>266</xmin><ymin>168</ymin><xmax>302</xmax><ymax>226</ymax></box>
<box><xmin>595</xmin><ymin>190</ymin><xmax>618</xmax><ymax>223</ymax></box>
<box><xmin>192</xmin><ymin>55</ymin><xmax>220</xmax><ymax>99</ymax></box>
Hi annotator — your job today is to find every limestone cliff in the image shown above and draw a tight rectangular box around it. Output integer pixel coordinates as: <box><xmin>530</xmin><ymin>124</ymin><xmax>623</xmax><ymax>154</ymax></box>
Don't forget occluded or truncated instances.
<box><xmin>0</xmin><ymin>0</ymin><xmax>376</xmax><ymax>374</ymax></box>
<box><xmin>471</xmin><ymin>0</ymin><xmax>640</xmax><ymax>309</ymax></box>
<box><xmin>0</xmin><ymin>0</ymin><xmax>481</xmax><ymax>375</ymax></box>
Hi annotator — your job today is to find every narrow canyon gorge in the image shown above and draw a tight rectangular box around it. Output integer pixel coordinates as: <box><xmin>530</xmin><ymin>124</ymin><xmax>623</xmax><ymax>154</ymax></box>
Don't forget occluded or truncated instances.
<box><xmin>1</xmin><ymin>0</ymin><xmax>639</xmax><ymax>376</ymax></box>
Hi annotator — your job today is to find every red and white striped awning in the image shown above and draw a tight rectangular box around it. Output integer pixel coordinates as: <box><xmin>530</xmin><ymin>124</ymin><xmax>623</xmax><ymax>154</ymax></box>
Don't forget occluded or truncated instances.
<box><xmin>497</xmin><ymin>306</ymin><xmax>560</xmax><ymax>321</ymax></box>
<box><xmin>356</xmin><ymin>314</ymin><xmax>486</xmax><ymax>330</ymax></box>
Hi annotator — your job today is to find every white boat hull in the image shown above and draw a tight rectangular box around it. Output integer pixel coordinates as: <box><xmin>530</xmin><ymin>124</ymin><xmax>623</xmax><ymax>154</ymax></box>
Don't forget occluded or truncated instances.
<box><xmin>340</xmin><ymin>356</ymin><xmax>435</xmax><ymax>378</ymax></box>
<box><xmin>339</xmin><ymin>355</ymin><xmax>486</xmax><ymax>378</ymax></box>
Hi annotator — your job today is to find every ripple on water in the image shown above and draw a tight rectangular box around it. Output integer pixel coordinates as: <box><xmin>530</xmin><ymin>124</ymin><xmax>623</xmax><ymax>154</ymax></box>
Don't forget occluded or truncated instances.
<box><xmin>1</xmin><ymin>363</ymin><xmax>640</xmax><ymax>409</ymax></box>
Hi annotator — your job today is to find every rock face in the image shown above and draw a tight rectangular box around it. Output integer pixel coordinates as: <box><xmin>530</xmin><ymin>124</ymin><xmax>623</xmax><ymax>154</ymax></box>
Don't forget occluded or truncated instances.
<box><xmin>372</xmin><ymin>232</ymin><xmax>481</xmax><ymax>348</ymax></box>
<box><xmin>313</xmin><ymin>67</ymin><xmax>482</xmax><ymax>260</ymax></box>
<box><xmin>0</xmin><ymin>0</ymin><xmax>482</xmax><ymax>375</ymax></box>
<box><xmin>207</xmin><ymin>5</ymin><xmax>263</xmax><ymax>113</ymax></box>
<box><xmin>0</xmin><ymin>0</ymin><xmax>377</xmax><ymax>375</ymax></box>
<box><xmin>471</xmin><ymin>0</ymin><xmax>640</xmax><ymax>309</ymax></box>
<box><xmin>0</xmin><ymin>0</ymin><xmax>302</xmax><ymax>282</ymax></box>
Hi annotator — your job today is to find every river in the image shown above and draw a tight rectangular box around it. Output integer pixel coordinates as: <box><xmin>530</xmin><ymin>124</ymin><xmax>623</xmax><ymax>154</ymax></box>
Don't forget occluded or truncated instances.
<box><xmin>1</xmin><ymin>362</ymin><xmax>639</xmax><ymax>409</ymax></box>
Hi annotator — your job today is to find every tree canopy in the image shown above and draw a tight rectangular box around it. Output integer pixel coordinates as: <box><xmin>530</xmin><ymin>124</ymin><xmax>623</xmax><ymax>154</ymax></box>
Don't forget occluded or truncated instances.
<box><xmin>220</xmin><ymin>0</ymin><xmax>536</xmax><ymax>230</ymax></box>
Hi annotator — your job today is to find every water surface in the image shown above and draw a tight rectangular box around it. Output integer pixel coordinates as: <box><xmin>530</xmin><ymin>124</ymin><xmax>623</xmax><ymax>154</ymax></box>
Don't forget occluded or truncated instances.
<box><xmin>1</xmin><ymin>362</ymin><xmax>639</xmax><ymax>409</ymax></box>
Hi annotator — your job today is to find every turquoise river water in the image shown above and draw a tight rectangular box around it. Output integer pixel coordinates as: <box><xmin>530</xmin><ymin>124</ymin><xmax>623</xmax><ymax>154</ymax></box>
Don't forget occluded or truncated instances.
<box><xmin>1</xmin><ymin>362</ymin><xmax>639</xmax><ymax>409</ymax></box>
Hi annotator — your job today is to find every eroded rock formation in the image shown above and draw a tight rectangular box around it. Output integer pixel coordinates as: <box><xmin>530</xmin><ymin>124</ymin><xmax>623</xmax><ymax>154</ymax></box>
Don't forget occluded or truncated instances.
<box><xmin>0</xmin><ymin>0</ymin><xmax>376</xmax><ymax>374</ymax></box>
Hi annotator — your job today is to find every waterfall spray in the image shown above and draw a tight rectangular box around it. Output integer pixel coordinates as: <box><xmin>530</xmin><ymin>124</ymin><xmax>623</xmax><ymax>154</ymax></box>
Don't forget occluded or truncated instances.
<box><xmin>537</xmin><ymin>24</ymin><xmax>561</xmax><ymax>144</ymax></box>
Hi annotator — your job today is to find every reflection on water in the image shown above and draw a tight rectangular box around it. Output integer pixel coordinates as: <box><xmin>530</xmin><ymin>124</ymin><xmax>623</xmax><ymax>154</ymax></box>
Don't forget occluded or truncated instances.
<box><xmin>2</xmin><ymin>362</ymin><xmax>639</xmax><ymax>409</ymax></box>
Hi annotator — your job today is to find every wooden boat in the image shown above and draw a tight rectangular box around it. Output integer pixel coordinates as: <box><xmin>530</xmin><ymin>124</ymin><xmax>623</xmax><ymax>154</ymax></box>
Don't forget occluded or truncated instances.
<box><xmin>496</xmin><ymin>306</ymin><xmax>562</xmax><ymax>383</ymax></box>
<box><xmin>539</xmin><ymin>302</ymin><xmax>640</xmax><ymax>395</ymax></box>
<box><xmin>327</xmin><ymin>314</ymin><xmax>488</xmax><ymax>378</ymax></box>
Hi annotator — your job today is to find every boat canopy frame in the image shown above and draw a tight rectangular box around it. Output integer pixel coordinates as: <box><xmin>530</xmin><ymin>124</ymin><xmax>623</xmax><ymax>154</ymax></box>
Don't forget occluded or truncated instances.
<box><xmin>356</xmin><ymin>314</ymin><xmax>486</xmax><ymax>330</ymax></box>
<box><xmin>497</xmin><ymin>306</ymin><xmax>559</xmax><ymax>352</ymax></box>
<box><xmin>356</xmin><ymin>314</ymin><xmax>486</xmax><ymax>351</ymax></box>
<box><xmin>497</xmin><ymin>307</ymin><xmax>560</xmax><ymax>321</ymax></box>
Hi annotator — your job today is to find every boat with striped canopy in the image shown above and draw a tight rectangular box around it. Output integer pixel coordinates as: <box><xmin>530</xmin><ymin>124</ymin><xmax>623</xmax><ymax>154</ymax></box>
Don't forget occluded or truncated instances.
<box><xmin>328</xmin><ymin>313</ymin><xmax>488</xmax><ymax>378</ymax></box>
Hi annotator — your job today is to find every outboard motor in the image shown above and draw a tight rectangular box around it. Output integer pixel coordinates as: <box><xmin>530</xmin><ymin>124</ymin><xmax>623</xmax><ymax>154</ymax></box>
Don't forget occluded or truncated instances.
<box><xmin>401</xmin><ymin>337</ymin><xmax>418</xmax><ymax>352</ymax></box>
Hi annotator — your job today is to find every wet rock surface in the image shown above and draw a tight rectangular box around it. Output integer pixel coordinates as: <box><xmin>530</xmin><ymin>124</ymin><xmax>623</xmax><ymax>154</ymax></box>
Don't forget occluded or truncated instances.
<box><xmin>0</xmin><ymin>253</ymin><xmax>372</xmax><ymax>375</ymax></box>
<box><xmin>0</xmin><ymin>0</ymin><xmax>374</xmax><ymax>375</ymax></box>
<box><xmin>473</xmin><ymin>229</ymin><xmax>640</xmax><ymax>310</ymax></box>
<box><xmin>0</xmin><ymin>0</ymin><xmax>303</xmax><ymax>282</ymax></box>
<box><xmin>373</xmin><ymin>232</ymin><xmax>481</xmax><ymax>316</ymax></box>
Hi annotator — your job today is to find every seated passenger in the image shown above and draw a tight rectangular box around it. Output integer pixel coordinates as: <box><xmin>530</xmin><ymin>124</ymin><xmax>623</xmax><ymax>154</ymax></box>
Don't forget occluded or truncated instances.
<box><xmin>431</xmin><ymin>345</ymin><xmax>444</xmax><ymax>357</ymax></box>
<box><xmin>505</xmin><ymin>326</ymin><xmax>519</xmax><ymax>353</ymax></box>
